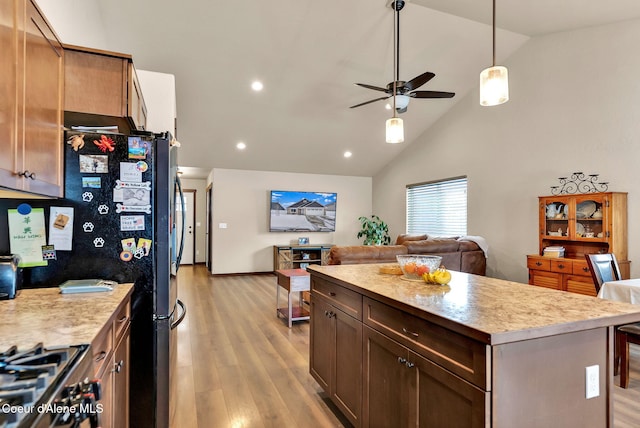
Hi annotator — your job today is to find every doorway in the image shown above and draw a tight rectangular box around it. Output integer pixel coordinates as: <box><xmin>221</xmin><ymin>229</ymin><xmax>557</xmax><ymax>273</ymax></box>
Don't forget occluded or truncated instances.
<box><xmin>176</xmin><ymin>189</ymin><xmax>196</xmax><ymax>265</ymax></box>
<box><xmin>206</xmin><ymin>184</ymin><xmax>212</xmax><ymax>271</ymax></box>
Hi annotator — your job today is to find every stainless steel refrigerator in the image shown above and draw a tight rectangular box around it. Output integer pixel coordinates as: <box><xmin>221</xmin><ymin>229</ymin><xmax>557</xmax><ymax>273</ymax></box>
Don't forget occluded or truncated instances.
<box><xmin>0</xmin><ymin>130</ymin><xmax>187</xmax><ymax>427</ymax></box>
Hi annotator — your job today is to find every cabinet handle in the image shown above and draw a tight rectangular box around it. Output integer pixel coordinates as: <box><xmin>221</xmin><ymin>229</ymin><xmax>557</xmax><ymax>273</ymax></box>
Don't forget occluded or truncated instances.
<box><xmin>583</xmin><ymin>267</ymin><xmax>589</xmax><ymax>272</ymax></box>
<box><xmin>94</xmin><ymin>351</ymin><xmax>107</xmax><ymax>363</ymax></box>
<box><xmin>405</xmin><ymin>361</ymin><xmax>415</xmax><ymax>368</ymax></box>
<box><xmin>557</xmin><ymin>264</ymin><xmax>565</xmax><ymax>269</ymax></box>
<box><xmin>402</xmin><ymin>327</ymin><xmax>419</xmax><ymax>338</ymax></box>
<box><xmin>535</xmin><ymin>262</ymin><xmax>542</xmax><ymax>266</ymax></box>
<box><xmin>329</xmin><ymin>292</ymin><xmax>336</xmax><ymax>297</ymax></box>
<box><xmin>17</xmin><ymin>170</ymin><xmax>36</xmax><ymax>180</ymax></box>
<box><xmin>397</xmin><ymin>356</ymin><xmax>407</xmax><ymax>364</ymax></box>
<box><xmin>112</xmin><ymin>360</ymin><xmax>124</xmax><ymax>374</ymax></box>
<box><xmin>324</xmin><ymin>310</ymin><xmax>329</xmax><ymax>317</ymax></box>
<box><xmin>118</xmin><ymin>315</ymin><xmax>128</xmax><ymax>323</ymax></box>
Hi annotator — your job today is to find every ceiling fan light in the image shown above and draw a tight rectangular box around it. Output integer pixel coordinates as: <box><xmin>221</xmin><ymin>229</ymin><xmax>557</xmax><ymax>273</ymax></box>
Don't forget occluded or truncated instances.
<box><xmin>479</xmin><ymin>65</ymin><xmax>509</xmax><ymax>106</ymax></box>
<box><xmin>385</xmin><ymin>117</ymin><xmax>404</xmax><ymax>143</ymax></box>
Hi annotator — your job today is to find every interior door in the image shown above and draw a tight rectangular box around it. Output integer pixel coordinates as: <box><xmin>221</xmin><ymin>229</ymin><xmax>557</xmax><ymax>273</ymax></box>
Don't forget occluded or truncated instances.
<box><xmin>175</xmin><ymin>189</ymin><xmax>195</xmax><ymax>265</ymax></box>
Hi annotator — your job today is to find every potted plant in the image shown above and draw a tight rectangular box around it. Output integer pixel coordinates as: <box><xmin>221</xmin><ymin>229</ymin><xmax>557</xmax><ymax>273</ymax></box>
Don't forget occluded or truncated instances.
<box><xmin>357</xmin><ymin>215</ymin><xmax>391</xmax><ymax>245</ymax></box>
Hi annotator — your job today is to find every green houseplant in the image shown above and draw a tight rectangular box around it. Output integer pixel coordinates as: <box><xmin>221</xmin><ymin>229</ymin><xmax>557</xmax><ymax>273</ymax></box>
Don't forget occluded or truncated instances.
<box><xmin>357</xmin><ymin>215</ymin><xmax>391</xmax><ymax>245</ymax></box>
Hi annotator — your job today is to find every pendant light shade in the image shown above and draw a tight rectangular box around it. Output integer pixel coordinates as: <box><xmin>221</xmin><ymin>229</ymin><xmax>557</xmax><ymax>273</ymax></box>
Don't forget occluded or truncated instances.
<box><xmin>386</xmin><ymin>117</ymin><xmax>404</xmax><ymax>144</ymax></box>
<box><xmin>479</xmin><ymin>65</ymin><xmax>508</xmax><ymax>106</ymax></box>
<box><xmin>480</xmin><ymin>0</ymin><xmax>508</xmax><ymax>106</ymax></box>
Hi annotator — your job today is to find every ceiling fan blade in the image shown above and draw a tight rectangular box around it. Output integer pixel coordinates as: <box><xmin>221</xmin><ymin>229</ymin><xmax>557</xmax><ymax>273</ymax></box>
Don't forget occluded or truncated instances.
<box><xmin>403</xmin><ymin>72</ymin><xmax>435</xmax><ymax>91</ymax></box>
<box><xmin>410</xmin><ymin>91</ymin><xmax>455</xmax><ymax>99</ymax></box>
<box><xmin>355</xmin><ymin>83</ymin><xmax>390</xmax><ymax>93</ymax></box>
<box><xmin>350</xmin><ymin>96</ymin><xmax>390</xmax><ymax>109</ymax></box>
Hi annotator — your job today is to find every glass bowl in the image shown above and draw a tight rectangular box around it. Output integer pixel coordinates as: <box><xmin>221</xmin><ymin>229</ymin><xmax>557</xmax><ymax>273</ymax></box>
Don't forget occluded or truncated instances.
<box><xmin>396</xmin><ymin>254</ymin><xmax>443</xmax><ymax>280</ymax></box>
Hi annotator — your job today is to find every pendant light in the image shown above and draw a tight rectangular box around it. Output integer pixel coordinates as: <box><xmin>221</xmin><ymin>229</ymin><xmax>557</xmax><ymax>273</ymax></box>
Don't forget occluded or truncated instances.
<box><xmin>386</xmin><ymin>1</ymin><xmax>404</xmax><ymax>143</ymax></box>
<box><xmin>479</xmin><ymin>0</ymin><xmax>509</xmax><ymax>106</ymax></box>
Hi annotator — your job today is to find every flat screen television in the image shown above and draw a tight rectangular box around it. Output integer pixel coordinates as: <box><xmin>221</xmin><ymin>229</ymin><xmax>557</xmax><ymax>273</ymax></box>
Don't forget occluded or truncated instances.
<box><xmin>270</xmin><ymin>190</ymin><xmax>337</xmax><ymax>232</ymax></box>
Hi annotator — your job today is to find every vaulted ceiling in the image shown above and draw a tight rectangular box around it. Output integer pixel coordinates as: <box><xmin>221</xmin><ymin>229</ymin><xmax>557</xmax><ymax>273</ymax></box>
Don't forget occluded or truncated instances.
<box><xmin>92</xmin><ymin>0</ymin><xmax>640</xmax><ymax>177</ymax></box>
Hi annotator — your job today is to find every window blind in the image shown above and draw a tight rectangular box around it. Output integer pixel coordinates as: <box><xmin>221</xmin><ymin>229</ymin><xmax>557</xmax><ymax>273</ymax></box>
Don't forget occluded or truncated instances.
<box><xmin>406</xmin><ymin>176</ymin><xmax>467</xmax><ymax>236</ymax></box>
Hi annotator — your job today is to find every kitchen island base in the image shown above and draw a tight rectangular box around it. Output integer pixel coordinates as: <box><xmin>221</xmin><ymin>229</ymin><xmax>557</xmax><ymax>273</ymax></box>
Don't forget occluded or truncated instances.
<box><xmin>308</xmin><ymin>264</ymin><xmax>639</xmax><ymax>427</ymax></box>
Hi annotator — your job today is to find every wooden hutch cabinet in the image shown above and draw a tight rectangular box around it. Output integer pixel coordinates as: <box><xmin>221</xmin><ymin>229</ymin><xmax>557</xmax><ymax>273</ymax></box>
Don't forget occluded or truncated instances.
<box><xmin>527</xmin><ymin>192</ymin><xmax>629</xmax><ymax>296</ymax></box>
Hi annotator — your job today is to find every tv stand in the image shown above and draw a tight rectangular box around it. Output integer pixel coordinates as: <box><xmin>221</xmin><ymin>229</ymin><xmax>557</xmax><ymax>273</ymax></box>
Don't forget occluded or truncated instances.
<box><xmin>273</xmin><ymin>244</ymin><xmax>333</xmax><ymax>271</ymax></box>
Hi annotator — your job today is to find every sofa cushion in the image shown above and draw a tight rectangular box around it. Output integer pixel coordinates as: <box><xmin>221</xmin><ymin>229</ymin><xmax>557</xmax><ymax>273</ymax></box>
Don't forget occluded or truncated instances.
<box><xmin>403</xmin><ymin>239</ymin><xmax>463</xmax><ymax>254</ymax></box>
<box><xmin>395</xmin><ymin>234</ymin><xmax>428</xmax><ymax>245</ymax></box>
<box><xmin>328</xmin><ymin>245</ymin><xmax>408</xmax><ymax>265</ymax></box>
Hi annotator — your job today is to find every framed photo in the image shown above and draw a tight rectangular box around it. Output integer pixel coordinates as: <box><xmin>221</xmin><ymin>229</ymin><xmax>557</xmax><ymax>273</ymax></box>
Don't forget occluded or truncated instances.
<box><xmin>298</xmin><ymin>237</ymin><xmax>309</xmax><ymax>245</ymax></box>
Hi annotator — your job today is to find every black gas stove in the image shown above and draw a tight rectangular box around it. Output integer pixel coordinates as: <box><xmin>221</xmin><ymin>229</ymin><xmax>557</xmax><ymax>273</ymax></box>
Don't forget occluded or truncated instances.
<box><xmin>0</xmin><ymin>343</ymin><xmax>101</xmax><ymax>428</ymax></box>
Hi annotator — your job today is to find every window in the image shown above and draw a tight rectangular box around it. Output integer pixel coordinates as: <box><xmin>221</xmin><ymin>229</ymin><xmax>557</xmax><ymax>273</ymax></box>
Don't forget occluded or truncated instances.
<box><xmin>406</xmin><ymin>176</ymin><xmax>467</xmax><ymax>236</ymax></box>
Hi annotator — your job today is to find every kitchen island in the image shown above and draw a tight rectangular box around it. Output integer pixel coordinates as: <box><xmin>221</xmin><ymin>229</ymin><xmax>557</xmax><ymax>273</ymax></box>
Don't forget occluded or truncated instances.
<box><xmin>308</xmin><ymin>264</ymin><xmax>640</xmax><ymax>428</ymax></box>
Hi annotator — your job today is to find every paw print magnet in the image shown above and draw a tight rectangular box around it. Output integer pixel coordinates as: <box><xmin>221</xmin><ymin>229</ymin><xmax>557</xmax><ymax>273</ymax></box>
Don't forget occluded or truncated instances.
<box><xmin>82</xmin><ymin>222</ymin><xmax>95</xmax><ymax>233</ymax></box>
<box><xmin>82</xmin><ymin>192</ymin><xmax>94</xmax><ymax>202</ymax></box>
<box><xmin>93</xmin><ymin>237</ymin><xmax>105</xmax><ymax>248</ymax></box>
<box><xmin>134</xmin><ymin>247</ymin><xmax>145</xmax><ymax>259</ymax></box>
<box><xmin>97</xmin><ymin>205</ymin><xmax>109</xmax><ymax>215</ymax></box>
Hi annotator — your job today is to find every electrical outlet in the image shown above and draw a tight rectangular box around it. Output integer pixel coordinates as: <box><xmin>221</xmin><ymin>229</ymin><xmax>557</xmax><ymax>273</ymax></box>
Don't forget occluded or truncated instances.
<box><xmin>585</xmin><ymin>365</ymin><xmax>599</xmax><ymax>399</ymax></box>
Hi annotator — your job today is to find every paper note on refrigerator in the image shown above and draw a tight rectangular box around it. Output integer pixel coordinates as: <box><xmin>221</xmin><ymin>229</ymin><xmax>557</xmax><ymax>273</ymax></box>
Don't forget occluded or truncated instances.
<box><xmin>48</xmin><ymin>207</ymin><xmax>74</xmax><ymax>251</ymax></box>
<box><xmin>8</xmin><ymin>208</ymin><xmax>48</xmax><ymax>267</ymax></box>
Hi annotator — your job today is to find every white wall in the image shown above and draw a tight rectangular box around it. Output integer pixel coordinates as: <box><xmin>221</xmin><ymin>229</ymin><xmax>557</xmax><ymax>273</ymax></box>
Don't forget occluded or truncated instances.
<box><xmin>137</xmin><ymin>70</ymin><xmax>177</xmax><ymax>135</ymax></box>
<box><xmin>373</xmin><ymin>19</ymin><xmax>640</xmax><ymax>283</ymax></box>
<box><xmin>180</xmin><ymin>178</ymin><xmax>207</xmax><ymax>264</ymax></box>
<box><xmin>209</xmin><ymin>169</ymin><xmax>372</xmax><ymax>274</ymax></box>
<box><xmin>36</xmin><ymin>0</ymin><xmax>108</xmax><ymax>49</ymax></box>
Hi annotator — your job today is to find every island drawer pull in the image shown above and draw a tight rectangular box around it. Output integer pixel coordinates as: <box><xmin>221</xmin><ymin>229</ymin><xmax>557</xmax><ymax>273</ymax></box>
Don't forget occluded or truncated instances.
<box><xmin>557</xmin><ymin>264</ymin><xmax>565</xmax><ymax>269</ymax></box>
<box><xmin>405</xmin><ymin>361</ymin><xmax>415</xmax><ymax>368</ymax></box>
<box><xmin>95</xmin><ymin>351</ymin><xmax>107</xmax><ymax>362</ymax></box>
<box><xmin>397</xmin><ymin>356</ymin><xmax>406</xmax><ymax>364</ymax></box>
<box><xmin>118</xmin><ymin>315</ymin><xmax>128</xmax><ymax>323</ymax></box>
<box><xmin>402</xmin><ymin>327</ymin><xmax>419</xmax><ymax>338</ymax></box>
<box><xmin>535</xmin><ymin>262</ymin><xmax>542</xmax><ymax>266</ymax></box>
<box><xmin>582</xmin><ymin>267</ymin><xmax>590</xmax><ymax>272</ymax></box>
<box><xmin>329</xmin><ymin>292</ymin><xmax>337</xmax><ymax>297</ymax></box>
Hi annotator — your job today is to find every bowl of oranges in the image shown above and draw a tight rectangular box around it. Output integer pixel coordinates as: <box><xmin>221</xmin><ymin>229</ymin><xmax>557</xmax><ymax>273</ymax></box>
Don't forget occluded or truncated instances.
<box><xmin>395</xmin><ymin>254</ymin><xmax>442</xmax><ymax>281</ymax></box>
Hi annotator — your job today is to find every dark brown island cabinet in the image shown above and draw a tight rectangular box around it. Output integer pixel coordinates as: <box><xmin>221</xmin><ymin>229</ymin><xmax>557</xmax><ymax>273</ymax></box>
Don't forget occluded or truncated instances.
<box><xmin>308</xmin><ymin>264</ymin><xmax>640</xmax><ymax>428</ymax></box>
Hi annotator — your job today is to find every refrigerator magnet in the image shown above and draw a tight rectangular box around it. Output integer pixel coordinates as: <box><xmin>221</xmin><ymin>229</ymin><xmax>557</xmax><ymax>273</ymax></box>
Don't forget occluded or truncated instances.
<box><xmin>66</xmin><ymin>134</ymin><xmax>85</xmax><ymax>151</ymax></box>
<box><xmin>128</xmin><ymin>137</ymin><xmax>149</xmax><ymax>159</ymax></box>
<box><xmin>97</xmin><ymin>205</ymin><xmax>109</xmax><ymax>215</ymax></box>
<box><xmin>120</xmin><ymin>162</ymin><xmax>142</xmax><ymax>182</ymax></box>
<box><xmin>82</xmin><ymin>222</ymin><xmax>95</xmax><ymax>232</ymax></box>
<box><xmin>120</xmin><ymin>215</ymin><xmax>145</xmax><ymax>231</ymax></box>
<box><xmin>136</xmin><ymin>161</ymin><xmax>148</xmax><ymax>172</ymax></box>
<box><xmin>137</xmin><ymin>238</ymin><xmax>152</xmax><ymax>256</ymax></box>
<box><xmin>42</xmin><ymin>245</ymin><xmax>56</xmax><ymax>260</ymax></box>
<box><xmin>79</xmin><ymin>155</ymin><xmax>108</xmax><ymax>173</ymax></box>
<box><xmin>93</xmin><ymin>237</ymin><xmax>105</xmax><ymax>248</ymax></box>
<box><xmin>93</xmin><ymin>135</ymin><xmax>115</xmax><ymax>153</ymax></box>
<box><xmin>82</xmin><ymin>192</ymin><xmax>94</xmax><ymax>202</ymax></box>
<box><xmin>82</xmin><ymin>177</ymin><xmax>101</xmax><ymax>188</ymax></box>
<box><xmin>120</xmin><ymin>250</ymin><xmax>133</xmax><ymax>262</ymax></box>
<box><xmin>121</xmin><ymin>238</ymin><xmax>136</xmax><ymax>253</ymax></box>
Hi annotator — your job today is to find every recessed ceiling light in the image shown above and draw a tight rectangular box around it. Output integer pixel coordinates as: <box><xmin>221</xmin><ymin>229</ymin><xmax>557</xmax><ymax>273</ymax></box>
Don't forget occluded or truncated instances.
<box><xmin>385</xmin><ymin>103</ymin><xmax>391</xmax><ymax>110</ymax></box>
<box><xmin>344</xmin><ymin>151</ymin><xmax>352</xmax><ymax>158</ymax></box>
<box><xmin>251</xmin><ymin>81</ymin><xmax>263</xmax><ymax>91</ymax></box>
<box><xmin>236</xmin><ymin>142</ymin><xmax>246</xmax><ymax>150</ymax></box>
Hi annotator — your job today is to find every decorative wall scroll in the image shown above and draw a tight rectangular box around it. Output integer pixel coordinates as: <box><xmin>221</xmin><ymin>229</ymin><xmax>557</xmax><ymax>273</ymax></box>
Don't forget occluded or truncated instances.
<box><xmin>550</xmin><ymin>172</ymin><xmax>609</xmax><ymax>195</ymax></box>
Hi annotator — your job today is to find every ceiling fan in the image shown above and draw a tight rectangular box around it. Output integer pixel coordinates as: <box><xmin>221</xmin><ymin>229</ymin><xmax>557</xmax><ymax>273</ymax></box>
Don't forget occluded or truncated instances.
<box><xmin>350</xmin><ymin>0</ymin><xmax>455</xmax><ymax>114</ymax></box>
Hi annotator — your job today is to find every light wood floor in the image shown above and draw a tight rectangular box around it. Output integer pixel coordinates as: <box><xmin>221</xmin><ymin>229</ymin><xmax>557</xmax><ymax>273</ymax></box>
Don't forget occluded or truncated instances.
<box><xmin>173</xmin><ymin>265</ymin><xmax>640</xmax><ymax>427</ymax></box>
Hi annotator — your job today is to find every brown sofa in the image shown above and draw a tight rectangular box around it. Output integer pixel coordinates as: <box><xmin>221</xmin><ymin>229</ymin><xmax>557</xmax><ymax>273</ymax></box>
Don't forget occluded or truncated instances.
<box><xmin>328</xmin><ymin>234</ymin><xmax>486</xmax><ymax>275</ymax></box>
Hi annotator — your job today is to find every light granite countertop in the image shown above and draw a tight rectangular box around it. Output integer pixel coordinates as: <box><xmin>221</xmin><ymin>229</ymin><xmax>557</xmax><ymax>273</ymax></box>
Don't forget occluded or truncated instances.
<box><xmin>308</xmin><ymin>264</ymin><xmax>640</xmax><ymax>345</ymax></box>
<box><xmin>0</xmin><ymin>284</ymin><xmax>134</xmax><ymax>350</ymax></box>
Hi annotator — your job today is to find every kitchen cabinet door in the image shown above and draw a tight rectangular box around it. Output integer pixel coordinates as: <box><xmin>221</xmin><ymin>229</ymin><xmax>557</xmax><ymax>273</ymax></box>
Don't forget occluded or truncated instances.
<box><xmin>0</xmin><ymin>0</ymin><xmax>20</xmax><ymax>189</ymax></box>
<box><xmin>112</xmin><ymin>324</ymin><xmax>130</xmax><ymax>428</ymax></box>
<box><xmin>310</xmin><ymin>294</ymin><xmax>362</xmax><ymax>427</ymax></box>
<box><xmin>20</xmin><ymin>0</ymin><xmax>63</xmax><ymax>197</ymax></box>
<box><xmin>0</xmin><ymin>0</ymin><xmax>63</xmax><ymax>197</ymax></box>
<box><xmin>411</xmin><ymin>350</ymin><xmax>488</xmax><ymax>427</ymax></box>
<box><xmin>363</xmin><ymin>326</ymin><xmax>411</xmax><ymax>428</ymax></box>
